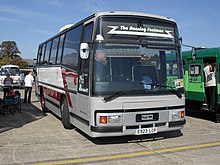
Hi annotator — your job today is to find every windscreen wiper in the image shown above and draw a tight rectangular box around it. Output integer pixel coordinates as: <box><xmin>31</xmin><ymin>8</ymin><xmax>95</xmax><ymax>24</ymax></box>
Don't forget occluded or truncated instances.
<box><xmin>103</xmin><ymin>91</ymin><xmax>125</xmax><ymax>103</ymax></box>
<box><xmin>140</xmin><ymin>82</ymin><xmax>182</xmax><ymax>99</ymax></box>
<box><xmin>103</xmin><ymin>83</ymin><xmax>182</xmax><ymax>103</ymax></box>
<box><xmin>153</xmin><ymin>84</ymin><xmax>182</xmax><ymax>99</ymax></box>
<box><xmin>103</xmin><ymin>89</ymin><xmax>147</xmax><ymax>103</ymax></box>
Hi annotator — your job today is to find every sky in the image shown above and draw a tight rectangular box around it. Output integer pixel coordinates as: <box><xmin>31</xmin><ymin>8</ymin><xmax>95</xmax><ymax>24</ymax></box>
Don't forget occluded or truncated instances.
<box><xmin>0</xmin><ymin>0</ymin><xmax>220</xmax><ymax>59</ymax></box>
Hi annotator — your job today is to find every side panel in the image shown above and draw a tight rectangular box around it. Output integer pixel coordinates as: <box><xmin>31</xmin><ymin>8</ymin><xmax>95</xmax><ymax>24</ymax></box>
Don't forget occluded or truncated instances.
<box><xmin>37</xmin><ymin>66</ymin><xmax>65</xmax><ymax>116</ymax></box>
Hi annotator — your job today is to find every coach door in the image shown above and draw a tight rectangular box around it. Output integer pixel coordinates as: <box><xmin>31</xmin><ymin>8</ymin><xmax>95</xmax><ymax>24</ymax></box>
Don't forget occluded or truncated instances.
<box><xmin>186</xmin><ymin>59</ymin><xmax>205</xmax><ymax>103</ymax></box>
<box><xmin>76</xmin><ymin>23</ymin><xmax>94</xmax><ymax>123</ymax></box>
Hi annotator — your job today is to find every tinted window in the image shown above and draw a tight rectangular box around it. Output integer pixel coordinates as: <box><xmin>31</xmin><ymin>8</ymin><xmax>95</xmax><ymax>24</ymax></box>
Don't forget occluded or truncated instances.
<box><xmin>40</xmin><ymin>44</ymin><xmax>46</xmax><ymax>64</ymax></box>
<box><xmin>62</xmin><ymin>25</ymin><xmax>83</xmax><ymax>70</ymax></box>
<box><xmin>44</xmin><ymin>41</ymin><xmax>52</xmax><ymax>64</ymax></box>
<box><xmin>82</xmin><ymin>23</ymin><xmax>94</xmax><ymax>42</ymax></box>
<box><xmin>50</xmin><ymin>37</ymin><xmax>59</xmax><ymax>64</ymax></box>
<box><xmin>37</xmin><ymin>45</ymin><xmax>42</xmax><ymax>64</ymax></box>
<box><xmin>57</xmin><ymin>34</ymin><xmax>65</xmax><ymax>64</ymax></box>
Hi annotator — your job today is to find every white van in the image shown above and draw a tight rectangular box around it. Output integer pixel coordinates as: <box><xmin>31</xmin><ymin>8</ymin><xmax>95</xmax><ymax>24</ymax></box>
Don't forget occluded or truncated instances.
<box><xmin>0</xmin><ymin>65</ymin><xmax>24</xmax><ymax>88</ymax></box>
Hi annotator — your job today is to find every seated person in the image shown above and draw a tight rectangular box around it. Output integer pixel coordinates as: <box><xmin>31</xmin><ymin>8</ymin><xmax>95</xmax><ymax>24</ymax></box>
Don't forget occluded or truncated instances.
<box><xmin>142</xmin><ymin>76</ymin><xmax>152</xmax><ymax>90</ymax></box>
<box><xmin>3</xmin><ymin>73</ymin><xmax>13</xmax><ymax>99</ymax></box>
<box><xmin>95</xmin><ymin>49</ymin><xmax>107</xmax><ymax>65</ymax></box>
<box><xmin>94</xmin><ymin>49</ymin><xmax>108</xmax><ymax>81</ymax></box>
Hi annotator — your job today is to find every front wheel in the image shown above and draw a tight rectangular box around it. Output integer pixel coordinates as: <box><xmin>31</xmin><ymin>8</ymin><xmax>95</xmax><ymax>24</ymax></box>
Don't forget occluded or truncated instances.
<box><xmin>60</xmin><ymin>97</ymin><xmax>73</xmax><ymax>129</ymax></box>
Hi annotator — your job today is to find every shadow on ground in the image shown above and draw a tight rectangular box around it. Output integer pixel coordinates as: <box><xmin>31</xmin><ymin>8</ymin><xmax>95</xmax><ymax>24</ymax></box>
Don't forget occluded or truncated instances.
<box><xmin>74</xmin><ymin>127</ymin><xmax>183</xmax><ymax>145</ymax></box>
<box><xmin>0</xmin><ymin>101</ymin><xmax>46</xmax><ymax>133</ymax></box>
<box><xmin>186</xmin><ymin>109</ymin><xmax>218</xmax><ymax>123</ymax></box>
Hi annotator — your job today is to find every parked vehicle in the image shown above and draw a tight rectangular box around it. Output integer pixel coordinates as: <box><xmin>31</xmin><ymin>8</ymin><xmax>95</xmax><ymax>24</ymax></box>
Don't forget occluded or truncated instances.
<box><xmin>35</xmin><ymin>11</ymin><xmax>185</xmax><ymax>137</ymax></box>
<box><xmin>182</xmin><ymin>47</ymin><xmax>220</xmax><ymax>122</ymax></box>
<box><xmin>0</xmin><ymin>65</ymin><xmax>24</xmax><ymax>88</ymax></box>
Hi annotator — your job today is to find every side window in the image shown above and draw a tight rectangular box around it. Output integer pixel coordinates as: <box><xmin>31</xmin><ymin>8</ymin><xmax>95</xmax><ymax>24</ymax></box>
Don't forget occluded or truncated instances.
<box><xmin>50</xmin><ymin>37</ymin><xmax>59</xmax><ymax>64</ymax></box>
<box><xmin>37</xmin><ymin>45</ymin><xmax>42</xmax><ymax>64</ymax></box>
<box><xmin>189</xmin><ymin>64</ymin><xmax>202</xmax><ymax>82</ymax></box>
<box><xmin>82</xmin><ymin>23</ymin><xmax>94</xmax><ymax>42</ymax></box>
<box><xmin>57</xmin><ymin>34</ymin><xmax>65</xmax><ymax>64</ymax></box>
<box><xmin>62</xmin><ymin>25</ymin><xmax>83</xmax><ymax>71</ymax></box>
<box><xmin>44</xmin><ymin>41</ymin><xmax>52</xmax><ymax>64</ymax></box>
<box><xmin>167</xmin><ymin>63</ymin><xmax>178</xmax><ymax>76</ymax></box>
<box><xmin>40</xmin><ymin>44</ymin><xmax>46</xmax><ymax>65</ymax></box>
<box><xmin>78</xmin><ymin>23</ymin><xmax>94</xmax><ymax>94</ymax></box>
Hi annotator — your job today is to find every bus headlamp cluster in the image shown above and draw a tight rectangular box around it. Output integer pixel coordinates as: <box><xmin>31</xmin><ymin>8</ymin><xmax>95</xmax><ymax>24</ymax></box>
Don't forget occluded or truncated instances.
<box><xmin>99</xmin><ymin>115</ymin><xmax>121</xmax><ymax>124</ymax></box>
<box><xmin>171</xmin><ymin>110</ymin><xmax>185</xmax><ymax>120</ymax></box>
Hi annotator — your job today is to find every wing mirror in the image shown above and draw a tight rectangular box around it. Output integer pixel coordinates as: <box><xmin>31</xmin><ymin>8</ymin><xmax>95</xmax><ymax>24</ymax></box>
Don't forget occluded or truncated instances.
<box><xmin>191</xmin><ymin>47</ymin><xmax>196</xmax><ymax>62</ymax></box>
<box><xmin>80</xmin><ymin>43</ymin><xmax>90</xmax><ymax>59</ymax></box>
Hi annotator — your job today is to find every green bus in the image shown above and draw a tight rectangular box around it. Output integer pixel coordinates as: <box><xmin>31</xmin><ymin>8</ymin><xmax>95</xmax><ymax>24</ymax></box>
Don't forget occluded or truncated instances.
<box><xmin>182</xmin><ymin>47</ymin><xmax>220</xmax><ymax>122</ymax></box>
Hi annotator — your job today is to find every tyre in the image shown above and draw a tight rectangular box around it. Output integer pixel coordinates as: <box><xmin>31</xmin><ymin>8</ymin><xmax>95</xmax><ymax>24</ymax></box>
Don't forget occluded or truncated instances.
<box><xmin>60</xmin><ymin>97</ymin><xmax>73</xmax><ymax>129</ymax></box>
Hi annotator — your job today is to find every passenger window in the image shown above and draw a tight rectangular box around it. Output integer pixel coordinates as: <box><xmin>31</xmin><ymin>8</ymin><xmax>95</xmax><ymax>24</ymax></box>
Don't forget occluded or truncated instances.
<box><xmin>40</xmin><ymin>44</ymin><xmax>46</xmax><ymax>65</ymax></box>
<box><xmin>189</xmin><ymin>64</ymin><xmax>202</xmax><ymax>82</ymax></box>
<box><xmin>44</xmin><ymin>41</ymin><xmax>52</xmax><ymax>64</ymax></box>
<box><xmin>50</xmin><ymin>37</ymin><xmax>59</xmax><ymax>64</ymax></box>
<box><xmin>82</xmin><ymin>23</ymin><xmax>94</xmax><ymax>42</ymax></box>
<box><xmin>57</xmin><ymin>34</ymin><xmax>65</xmax><ymax>64</ymax></box>
<box><xmin>37</xmin><ymin>45</ymin><xmax>42</xmax><ymax>64</ymax></box>
<box><xmin>62</xmin><ymin>25</ymin><xmax>83</xmax><ymax>71</ymax></box>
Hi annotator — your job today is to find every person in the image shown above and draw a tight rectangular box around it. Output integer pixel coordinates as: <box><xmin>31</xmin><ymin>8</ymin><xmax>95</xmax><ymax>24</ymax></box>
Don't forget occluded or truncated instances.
<box><xmin>94</xmin><ymin>49</ymin><xmax>107</xmax><ymax>81</ymax></box>
<box><xmin>142</xmin><ymin>75</ymin><xmax>152</xmax><ymax>90</ymax></box>
<box><xmin>203</xmin><ymin>62</ymin><xmax>217</xmax><ymax>111</ymax></box>
<box><xmin>95</xmin><ymin>49</ymin><xmax>107</xmax><ymax>65</ymax></box>
<box><xmin>3</xmin><ymin>73</ymin><xmax>13</xmax><ymax>100</ymax></box>
<box><xmin>23</xmin><ymin>71</ymin><xmax>34</xmax><ymax>103</ymax></box>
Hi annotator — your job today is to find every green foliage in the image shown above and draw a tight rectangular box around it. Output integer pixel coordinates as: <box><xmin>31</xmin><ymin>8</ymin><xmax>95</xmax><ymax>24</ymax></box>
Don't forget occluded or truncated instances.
<box><xmin>0</xmin><ymin>40</ymin><xmax>28</xmax><ymax>68</ymax></box>
<box><xmin>0</xmin><ymin>41</ymin><xmax>21</xmax><ymax>59</ymax></box>
<box><xmin>0</xmin><ymin>56</ymin><xmax>28</xmax><ymax>69</ymax></box>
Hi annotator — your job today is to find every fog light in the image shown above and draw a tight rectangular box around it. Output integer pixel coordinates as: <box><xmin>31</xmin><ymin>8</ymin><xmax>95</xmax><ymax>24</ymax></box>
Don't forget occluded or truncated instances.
<box><xmin>100</xmin><ymin>116</ymin><xmax>107</xmax><ymax>124</ymax></box>
<box><xmin>108</xmin><ymin>115</ymin><xmax>121</xmax><ymax>123</ymax></box>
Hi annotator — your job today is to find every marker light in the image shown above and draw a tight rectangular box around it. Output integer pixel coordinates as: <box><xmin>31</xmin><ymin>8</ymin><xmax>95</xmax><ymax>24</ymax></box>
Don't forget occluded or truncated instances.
<box><xmin>181</xmin><ymin>111</ymin><xmax>185</xmax><ymax>118</ymax></box>
<box><xmin>100</xmin><ymin>116</ymin><xmax>107</xmax><ymax>124</ymax></box>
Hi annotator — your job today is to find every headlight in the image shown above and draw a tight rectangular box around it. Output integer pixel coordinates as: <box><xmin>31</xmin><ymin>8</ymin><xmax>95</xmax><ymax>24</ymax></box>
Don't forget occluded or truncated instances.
<box><xmin>108</xmin><ymin>115</ymin><xmax>121</xmax><ymax>123</ymax></box>
<box><xmin>171</xmin><ymin>110</ymin><xmax>185</xmax><ymax>120</ymax></box>
<box><xmin>99</xmin><ymin>114</ymin><xmax>122</xmax><ymax>125</ymax></box>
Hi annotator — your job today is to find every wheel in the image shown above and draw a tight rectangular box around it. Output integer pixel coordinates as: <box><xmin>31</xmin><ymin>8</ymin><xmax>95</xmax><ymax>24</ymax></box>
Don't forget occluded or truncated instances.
<box><xmin>40</xmin><ymin>94</ymin><xmax>48</xmax><ymax>113</ymax></box>
<box><xmin>60</xmin><ymin>97</ymin><xmax>73</xmax><ymax>129</ymax></box>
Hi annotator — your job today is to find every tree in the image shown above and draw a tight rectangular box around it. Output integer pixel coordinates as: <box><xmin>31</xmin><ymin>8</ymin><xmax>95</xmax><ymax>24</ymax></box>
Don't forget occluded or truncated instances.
<box><xmin>0</xmin><ymin>56</ymin><xmax>28</xmax><ymax>68</ymax></box>
<box><xmin>0</xmin><ymin>41</ymin><xmax>21</xmax><ymax>59</ymax></box>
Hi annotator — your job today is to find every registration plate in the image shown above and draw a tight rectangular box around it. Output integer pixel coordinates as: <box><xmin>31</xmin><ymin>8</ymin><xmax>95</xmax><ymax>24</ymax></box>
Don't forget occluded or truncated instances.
<box><xmin>135</xmin><ymin>127</ymin><xmax>157</xmax><ymax>135</ymax></box>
